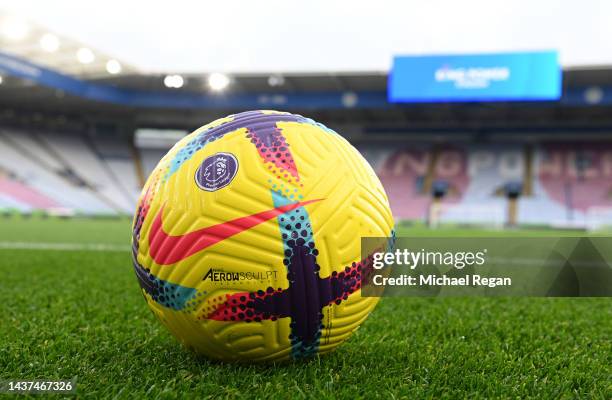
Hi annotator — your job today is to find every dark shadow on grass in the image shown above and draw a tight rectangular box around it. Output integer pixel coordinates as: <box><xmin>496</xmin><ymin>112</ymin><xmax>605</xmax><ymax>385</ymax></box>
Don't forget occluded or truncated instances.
<box><xmin>190</xmin><ymin>348</ymin><xmax>325</xmax><ymax>370</ymax></box>
<box><xmin>143</xmin><ymin>335</ymin><xmax>340</xmax><ymax>375</ymax></box>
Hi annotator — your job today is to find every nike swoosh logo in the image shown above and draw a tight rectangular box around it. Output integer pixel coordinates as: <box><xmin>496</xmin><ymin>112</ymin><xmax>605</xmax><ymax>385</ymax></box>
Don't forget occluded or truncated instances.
<box><xmin>148</xmin><ymin>199</ymin><xmax>322</xmax><ymax>265</ymax></box>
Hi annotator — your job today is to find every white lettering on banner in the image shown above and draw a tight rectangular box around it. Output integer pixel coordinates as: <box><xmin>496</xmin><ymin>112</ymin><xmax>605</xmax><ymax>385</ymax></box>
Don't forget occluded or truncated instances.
<box><xmin>435</xmin><ymin>66</ymin><xmax>510</xmax><ymax>89</ymax></box>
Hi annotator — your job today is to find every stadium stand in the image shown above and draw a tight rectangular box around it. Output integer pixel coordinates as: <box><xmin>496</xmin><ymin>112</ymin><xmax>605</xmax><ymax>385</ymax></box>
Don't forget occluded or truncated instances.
<box><xmin>520</xmin><ymin>142</ymin><xmax>612</xmax><ymax>226</ymax></box>
<box><xmin>0</xmin><ymin>192</ymin><xmax>31</xmax><ymax>211</ymax></box>
<box><xmin>0</xmin><ymin>178</ymin><xmax>59</xmax><ymax>209</ymax></box>
<box><xmin>368</xmin><ymin>142</ymin><xmax>518</xmax><ymax>223</ymax></box>
<box><xmin>370</xmin><ymin>143</ymin><xmax>432</xmax><ymax>220</ymax></box>
<box><xmin>361</xmin><ymin>141</ymin><xmax>612</xmax><ymax>227</ymax></box>
<box><xmin>1</xmin><ymin>127</ymin><xmax>611</xmax><ymax>228</ymax></box>
<box><xmin>0</xmin><ymin>129</ymin><xmax>115</xmax><ymax>214</ymax></box>
<box><xmin>90</xmin><ymin>133</ymin><xmax>141</xmax><ymax>204</ymax></box>
<box><xmin>38</xmin><ymin>132</ymin><xmax>133</xmax><ymax>213</ymax></box>
<box><xmin>435</xmin><ymin>143</ymin><xmax>522</xmax><ymax>225</ymax></box>
<box><xmin>139</xmin><ymin>148</ymin><xmax>167</xmax><ymax>177</ymax></box>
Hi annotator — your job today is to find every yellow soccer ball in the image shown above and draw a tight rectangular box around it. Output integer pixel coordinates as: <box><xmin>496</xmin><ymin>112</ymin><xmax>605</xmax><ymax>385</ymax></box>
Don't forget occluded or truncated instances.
<box><xmin>132</xmin><ymin>110</ymin><xmax>394</xmax><ymax>362</ymax></box>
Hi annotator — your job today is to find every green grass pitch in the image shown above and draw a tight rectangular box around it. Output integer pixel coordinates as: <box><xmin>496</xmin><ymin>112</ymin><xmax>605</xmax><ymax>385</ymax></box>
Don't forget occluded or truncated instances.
<box><xmin>0</xmin><ymin>217</ymin><xmax>610</xmax><ymax>399</ymax></box>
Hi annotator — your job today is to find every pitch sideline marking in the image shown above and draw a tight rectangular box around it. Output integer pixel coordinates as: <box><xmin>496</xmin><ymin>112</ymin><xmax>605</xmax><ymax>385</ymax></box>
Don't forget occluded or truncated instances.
<box><xmin>0</xmin><ymin>241</ymin><xmax>130</xmax><ymax>252</ymax></box>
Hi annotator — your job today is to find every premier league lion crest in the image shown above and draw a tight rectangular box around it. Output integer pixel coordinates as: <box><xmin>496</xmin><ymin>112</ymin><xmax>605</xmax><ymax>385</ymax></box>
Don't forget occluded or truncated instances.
<box><xmin>195</xmin><ymin>152</ymin><xmax>238</xmax><ymax>191</ymax></box>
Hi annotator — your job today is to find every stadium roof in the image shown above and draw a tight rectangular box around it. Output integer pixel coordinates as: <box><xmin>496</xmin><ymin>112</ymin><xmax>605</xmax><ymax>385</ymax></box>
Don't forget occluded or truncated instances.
<box><xmin>0</xmin><ymin>12</ymin><xmax>137</xmax><ymax>78</ymax></box>
<box><xmin>1</xmin><ymin>51</ymin><xmax>611</xmax><ymax>111</ymax></box>
<box><xmin>1</xmin><ymin>65</ymin><xmax>612</xmax><ymax>136</ymax></box>
<box><xmin>1</xmin><ymin>2</ymin><xmax>612</xmax><ymax>132</ymax></box>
